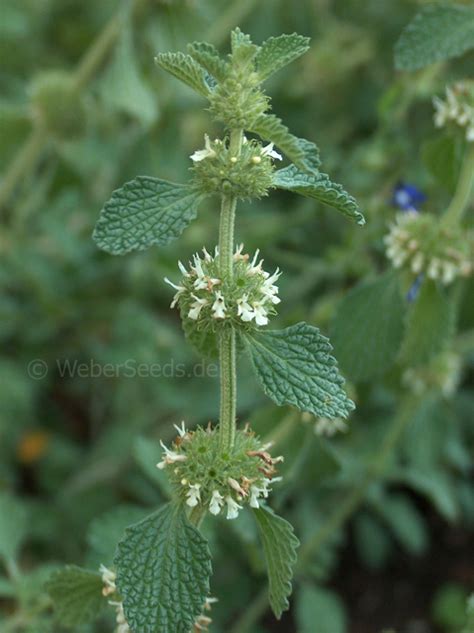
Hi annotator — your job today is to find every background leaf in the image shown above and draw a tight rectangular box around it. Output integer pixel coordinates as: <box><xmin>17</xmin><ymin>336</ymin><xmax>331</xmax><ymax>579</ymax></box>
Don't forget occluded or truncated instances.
<box><xmin>0</xmin><ymin>492</ymin><xmax>28</xmax><ymax>562</ymax></box>
<box><xmin>273</xmin><ymin>165</ymin><xmax>365</xmax><ymax>225</ymax></box>
<box><xmin>296</xmin><ymin>583</ymin><xmax>347</xmax><ymax>633</ymax></box>
<box><xmin>115</xmin><ymin>503</ymin><xmax>212</xmax><ymax>633</ymax></box>
<box><xmin>400</xmin><ymin>280</ymin><xmax>455</xmax><ymax>367</ymax></box>
<box><xmin>46</xmin><ymin>566</ymin><xmax>105</xmax><ymax>627</ymax></box>
<box><xmin>253</xmin><ymin>506</ymin><xmax>299</xmax><ymax>619</ymax></box>
<box><xmin>330</xmin><ymin>271</ymin><xmax>405</xmax><ymax>382</ymax></box>
<box><xmin>244</xmin><ymin>322</ymin><xmax>354</xmax><ymax>419</ymax></box>
<box><xmin>395</xmin><ymin>4</ymin><xmax>474</xmax><ymax>70</ymax></box>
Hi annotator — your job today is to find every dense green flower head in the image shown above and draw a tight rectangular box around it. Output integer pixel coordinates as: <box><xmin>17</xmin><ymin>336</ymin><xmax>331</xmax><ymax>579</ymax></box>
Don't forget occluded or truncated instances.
<box><xmin>191</xmin><ymin>134</ymin><xmax>278</xmax><ymax>199</ymax></box>
<box><xmin>158</xmin><ymin>423</ymin><xmax>283</xmax><ymax>519</ymax></box>
<box><xmin>165</xmin><ymin>245</ymin><xmax>281</xmax><ymax>337</ymax></box>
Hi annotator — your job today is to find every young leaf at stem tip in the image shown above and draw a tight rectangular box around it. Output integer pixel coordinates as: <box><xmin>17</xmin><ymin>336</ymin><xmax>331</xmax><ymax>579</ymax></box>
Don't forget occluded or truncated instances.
<box><xmin>255</xmin><ymin>33</ymin><xmax>310</xmax><ymax>81</ymax></box>
<box><xmin>253</xmin><ymin>506</ymin><xmax>300</xmax><ymax>619</ymax></box>
<box><xmin>243</xmin><ymin>322</ymin><xmax>355</xmax><ymax>419</ymax></box>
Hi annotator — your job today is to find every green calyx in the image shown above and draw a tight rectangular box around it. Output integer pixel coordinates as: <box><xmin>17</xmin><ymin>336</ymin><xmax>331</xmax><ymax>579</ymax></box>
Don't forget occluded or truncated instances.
<box><xmin>158</xmin><ymin>423</ymin><xmax>283</xmax><ymax>519</ymax></box>
<box><xmin>165</xmin><ymin>245</ymin><xmax>281</xmax><ymax>340</ymax></box>
<box><xmin>384</xmin><ymin>212</ymin><xmax>473</xmax><ymax>285</ymax></box>
<box><xmin>191</xmin><ymin>135</ymin><xmax>277</xmax><ymax>199</ymax></box>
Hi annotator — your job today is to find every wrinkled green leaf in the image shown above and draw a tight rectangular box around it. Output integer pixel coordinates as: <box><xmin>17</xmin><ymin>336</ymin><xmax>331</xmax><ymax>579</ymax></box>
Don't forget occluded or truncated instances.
<box><xmin>256</xmin><ymin>33</ymin><xmax>310</xmax><ymax>81</ymax></box>
<box><xmin>395</xmin><ymin>4</ymin><xmax>474</xmax><ymax>70</ymax></box>
<box><xmin>400</xmin><ymin>280</ymin><xmax>455</xmax><ymax>367</ymax></box>
<box><xmin>230</xmin><ymin>27</ymin><xmax>258</xmax><ymax>67</ymax></box>
<box><xmin>244</xmin><ymin>322</ymin><xmax>354</xmax><ymax>419</ymax></box>
<box><xmin>253</xmin><ymin>506</ymin><xmax>299</xmax><ymax>619</ymax></box>
<box><xmin>188</xmin><ymin>41</ymin><xmax>227</xmax><ymax>82</ymax></box>
<box><xmin>100</xmin><ymin>24</ymin><xmax>158</xmax><ymax>127</ymax></box>
<box><xmin>331</xmin><ymin>271</ymin><xmax>405</xmax><ymax>382</ymax></box>
<box><xmin>46</xmin><ymin>566</ymin><xmax>105</xmax><ymax>627</ymax></box>
<box><xmin>93</xmin><ymin>177</ymin><xmax>205</xmax><ymax>255</ymax></box>
<box><xmin>273</xmin><ymin>164</ymin><xmax>365</xmax><ymax>225</ymax></box>
<box><xmin>0</xmin><ymin>492</ymin><xmax>28</xmax><ymax>561</ymax></box>
<box><xmin>297</xmin><ymin>584</ymin><xmax>347</xmax><ymax>633</ymax></box>
<box><xmin>115</xmin><ymin>503</ymin><xmax>211</xmax><ymax>633</ymax></box>
<box><xmin>155</xmin><ymin>52</ymin><xmax>210</xmax><ymax>96</ymax></box>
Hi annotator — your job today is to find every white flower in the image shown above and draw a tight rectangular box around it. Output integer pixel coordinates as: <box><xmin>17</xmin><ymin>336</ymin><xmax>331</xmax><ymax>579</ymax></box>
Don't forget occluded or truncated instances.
<box><xmin>225</xmin><ymin>496</ymin><xmax>243</xmax><ymax>520</ymax></box>
<box><xmin>212</xmin><ymin>291</ymin><xmax>226</xmax><ymax>319</ymax></box>
<box><xmin>314</xmin><ymin>417</ymin><xmax>348</xmax><ymax>436</ymax></box>
<box><xmin>261</xmin><ymin>142</ymin><xmax>282</xmax><ymax>161</ymax></box>
<box><xmin>248</xmin><ymin>249</ymin><xmax>263</xmax><ymax>275</ymax></box>
<box><xmin>178</xmin><ymin>260</ymin><xmax>189</xmax><ymax>276</ymax></box>
<box><xmin>209</xmin><ymin>490</ymin><xmax>224</xmax><ymax>515</ymax></box>
<box><xmin>249</xmin><ymin>486</ymin><xmax>262</xmax><ymax>508</ymax></box>
<box><xmin>164</xmin><ymin>277</ymin><xmax>185</xmax><ymax>308</ymax></box>
<box><xmin>252</xmin><ymin>301</ymin><xmax>268</xmax><ymax>326</ymax></box>
<box><xmin>157</xmin><ymin>440</ymin><xmax>187</xmax><ymax>469</ymax></box>
<box><xmin>237</xmin><ymin>294</ymin><xmax>254</xmax><ymax>322</ymax></box>
<box><xmin>261</xmin><ymin>269</ymin><xmax>281</xmax><ymax>304</ymax></box>
<box><xmin>109</xmin><ymin>601</ymin><xmax>130</xmax><ymax>633</ymax></box>
<box><xmin>188</xmin><ymin>295</ymin><xmax>208</xmax><ymax>320</ymax></box>
<box><xmin>100</xmin><ymin>564</ymin><xmax>116</xmax><ymax>596</ymax></box>
<box><xmin>190</xmin><ymin>134</ymin><xmax>216</xmax><ymax>162</ymax></box>
<box><xmin>186</xmin><ymin>483</ymin><xmax>201</xmax><ymax>507</ymax></box>
<box><xmin>173</xmin><ymin>421</ymin><xmax>187</xmax><ymax>437</ymax></box>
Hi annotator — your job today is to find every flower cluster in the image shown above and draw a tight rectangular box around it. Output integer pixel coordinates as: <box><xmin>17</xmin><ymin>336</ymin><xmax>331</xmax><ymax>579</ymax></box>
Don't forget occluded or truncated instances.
<box><xmin>101</xmin><ymin>565</ymin><xmax>217</xmax><ymax>633</ymax></box>
<box><xmin>384</xmin><ymin>212</ymin><xmax>473</xmax><ymax>285</ymax></box>
<box><xmin>402</xmin><ymin>352</ymin><xmax>461</xmax><ymax>397</ymax></box>
<box><xmin>433</xmin><ymin>81</ymin><xmax>474</xmax><ymax>142</ymax></box>
<box><xmin>191</xmin><ymin>134</ymin><xmax>281</xmax><ymax>199</ymax></box>
<box><xmin>157</xmin><ymin>422</ymin><xmax>283</xmax><ymax>520</ymax></box>
<box><xmin>165</xmin><ymin>245</ymin><xmax>281</xmax><ymax>331</ymax></box>
<box><xmin>100</xmin><ymin>565</ymin><xmax>130</xmax><ymax>633</ymax></box>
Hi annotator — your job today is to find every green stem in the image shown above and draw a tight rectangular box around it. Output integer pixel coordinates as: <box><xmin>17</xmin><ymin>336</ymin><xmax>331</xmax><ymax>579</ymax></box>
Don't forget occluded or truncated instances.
<box><xmin>442</xmin><ymin>142</ymin><xmax>474</xmax><ymax>226</ymax></box>
<box><xmin>218</xmin><ymin>129</ymin><xmax>243</xmax><ymax>450</ymax></box>
<box><xmin>229</xmin><ymin>398</ymin><xmax>416</xmax><ymax>633</ymax></box>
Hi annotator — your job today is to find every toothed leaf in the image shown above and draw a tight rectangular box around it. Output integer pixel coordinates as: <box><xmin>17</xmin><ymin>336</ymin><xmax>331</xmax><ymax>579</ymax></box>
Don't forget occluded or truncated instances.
<box><xmin>93</xmin><ymin>176</ymin><xmax>205</xmax><ymax>255</ymax></box>
<box><xmin>188</xmin><ymin>41</ymin><xmax>228</xmax><ymax>82</ymax></box>
<box><xmin>46</xmin><ymin>566</ymin><xmax>105</xmax><ymax>627</ymax></box>
<box><xmin>155</xmin><ymin>52</ymin><xmax>211</xmax><ymax>96</ymax></box>
<box><xmin>274</xmin><ymin>164</ymin><xmax>365</xmax><ymax>225</ymax></box>
<box><xmin>115</xmin><ymin>503</ymin><xmax>212</xmax><ymax>633</ymax></box>
<box><xmin>256</xmin><ymin>33</ymin><xmax>310</xmax><ymax>81</ymax></box>
<box><xmin>243</xmin><ymin>322</ymin><xmax>354</xmax><ymax>419</ymax></box>
<box><xmin>253</xmin><ymin>506</ymin><xmax>299</xmax><ymax>619</ymax></box>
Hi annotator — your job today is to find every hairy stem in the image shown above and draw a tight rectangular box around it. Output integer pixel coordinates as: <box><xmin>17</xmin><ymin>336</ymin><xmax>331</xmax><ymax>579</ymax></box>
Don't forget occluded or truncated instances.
<box><xmin>218</xmin><ymin>129</ymin><xmax>243</xmax><ymax>450</ymax></box>
<box><xmin>443</xmin><ymin>142</ymin><xmax>474</xmax><ymax>226</ymax></box>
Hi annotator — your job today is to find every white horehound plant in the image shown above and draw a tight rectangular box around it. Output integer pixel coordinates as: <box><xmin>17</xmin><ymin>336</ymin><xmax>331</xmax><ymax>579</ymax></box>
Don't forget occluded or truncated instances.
<box><xmin>90</xmin><ymin>30</ymin><xmax>364</xmax><ymax>633</ymax></box>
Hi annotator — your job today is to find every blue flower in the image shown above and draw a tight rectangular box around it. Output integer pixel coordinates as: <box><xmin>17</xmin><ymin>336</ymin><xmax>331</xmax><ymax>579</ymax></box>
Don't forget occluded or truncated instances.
<box><xmin>406</xmin><ymin>274</ymin><xmax>424</xmax><ymax>303</ymax></box>
<box><xmin>392</xmin><ymin>182</ymin><xmax>426</xmax><ymax>212</ymax></box>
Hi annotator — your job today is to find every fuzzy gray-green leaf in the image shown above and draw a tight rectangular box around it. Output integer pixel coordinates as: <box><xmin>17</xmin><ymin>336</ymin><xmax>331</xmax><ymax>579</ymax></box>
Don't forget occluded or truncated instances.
<box><xmin>274</xmin><ymin>164</ymin><xmax>365</xmax><ymax>225</ymax></box>
<box><xmin>188</xmin><ymin>41</ymin><xmax>228</xmax><ymax>82</ymax></box>
<box><xmin>253</xmin><ymin>506</ymin><xmax>299</xmax><ymax>619</ymax></box>
<box><xmin>115</xmin><ymin>503</ymin><xmax>211</xmax><ymax>633</ymax></box>
<box><xmin>244</xmin><ymin>322</ymin><xmax>354</xmax><ymax>419</ymax></box>
<box><xmin>395</xmin><ymin>4</ymin><xmax>474</xmax><ymax>70</ymax></box>
<box><xmin>155</xmin><ymin>52</ymin><xmax>211</xmax><ymax>96</ymax></box>
<box><xmin>256</xmin><ymin>33</ymin><xmax>310</xmax><ymax>81</ymax></box>
<box><xmin>93</xmin><ymin>176</ymin><xmax>205</xmax><ymax>255</ymax></box>
<box><xmin>46</xmin><ymin>566</ymin><xmax>105</xmax><ymax>627</ymax></box>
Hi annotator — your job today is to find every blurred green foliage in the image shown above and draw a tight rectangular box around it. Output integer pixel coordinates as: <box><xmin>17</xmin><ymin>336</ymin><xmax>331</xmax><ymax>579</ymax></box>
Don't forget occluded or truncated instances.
<box><xmin>1</xmin><ymin>1</ymin><xmax>473</xmax><ymax>632</ymax></box>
